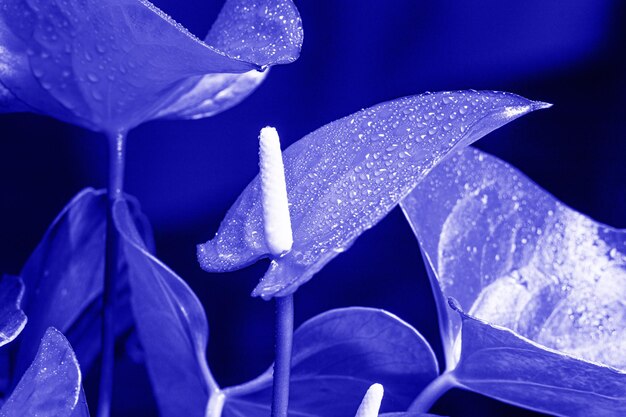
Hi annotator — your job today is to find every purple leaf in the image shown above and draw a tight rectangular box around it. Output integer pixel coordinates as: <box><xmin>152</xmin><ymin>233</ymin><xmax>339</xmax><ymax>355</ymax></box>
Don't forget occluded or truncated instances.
<box><xmin>0</xmin><ymin>0</ymin><xmax>302</xmax><ymax>132</ymax></box>
<box><xmin>401</xmin><ymin>147</ymin><xmax>626</xmax><ymax>416</ymax></box>
<box><xmin>218</xmin><ymin>308</ymin><xmax>438</xmax><ymax>417</ymax></box>
<box><xmin>113</xmin><ymin>198</ymin><xmax>215</xmax><ymax>417</ymax></box>
<box><xmin>15</xmin><ymin>188</ymin><xmax>152</xmax><ymax>379</ymax></box>
<box><xmin>198</xmin><ymin>90</ymin><xmax>550</xmax><ymax>300</ymax></box>
<box><xmin>0</xmin><ymin>327</ymin><xmax>89</xmax><ymax>417</ymax></box>
<box><xmin>0</xmin><ymin>275</ymin><xmax>27</xmax><ymax>348</ymax></box>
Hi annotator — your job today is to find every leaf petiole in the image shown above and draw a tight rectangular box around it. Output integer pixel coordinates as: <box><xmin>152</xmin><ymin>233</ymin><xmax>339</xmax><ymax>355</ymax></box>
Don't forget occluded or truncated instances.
<box><xmin>407</xmin><ymin>371</ymin><xmax>457</xmax><ymax>413</ymax></box>
<box><xmin>97</xmin><ymin>131</ymin><xmax>127</xmax><ymax>417</ymax></box>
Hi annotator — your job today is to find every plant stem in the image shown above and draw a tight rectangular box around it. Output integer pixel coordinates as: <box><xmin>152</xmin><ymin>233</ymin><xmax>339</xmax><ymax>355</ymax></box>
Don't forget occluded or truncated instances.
<box><xmin>97</xmin><ymin>131</ymin><xmax>127</xmax><ymax>417</ymax></box>
<box><xmin>271</xmin><ymin>294</ymin><xmax>294</xmax><ymax>417</ymax></box>
<box><xmin>408</xmin><ymin>372</ymin><xmax>456</xmax><ymax>413</ymax></box>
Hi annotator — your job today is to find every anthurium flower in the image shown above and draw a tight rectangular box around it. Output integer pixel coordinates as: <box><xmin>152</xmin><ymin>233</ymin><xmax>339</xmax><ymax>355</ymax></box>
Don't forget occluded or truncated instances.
<box><xmin>5</xmin><ymin>186</ymin><xmax>438</xmax><ymax>416</ymax></box>
<box><xmin>198</xmin><ymin>90</ymin><xmax>550</xmax><ymax>299</ymax></box>
<box><xmin>401</xmin><ymin>147</ymin><xmax>626</xmax><ymax>416</ymax></box>
<box><xmin>0</xmin><ymin>0</ymin><xmax>302</xmax><ymax>133</ymax></box>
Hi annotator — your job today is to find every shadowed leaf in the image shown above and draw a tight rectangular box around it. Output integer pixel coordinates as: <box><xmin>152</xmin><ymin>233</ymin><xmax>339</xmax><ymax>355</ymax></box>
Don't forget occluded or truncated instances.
<box><xmin>0</xmin><ymin>328</ymin><xmax>89</xmax><ymax>417</ymax></box>
<box><xmin>217</xmin><ymin>308</ymin><xmax>438</xmax><ymax>417</ymax></box>
<box><xmin>198</xmin><ymin>90</ymin><xmax>550</xmax><ymax>300</ymax></box>
<box><xmin>380</xmin><ymin>414</ymin><xmax>443</xmax><ymax>417</ymax></box>
<box><xmin>14</xmin><ymin>188</ymin><xmax>152</xmax><ymax>380</ymax></box>
<box><xmin>0</xmin><ymin>275</ymin><xmax>27</xmax><ymax>348</ymax></box>
<box><xmin>113</xmin><ymin>198</ymin><xmax>215</xmax><ymax>417</ymax></box>
<box><xmin>402</xmin><ymin>147</ymin><xmax>626</xmax><ymax>416</ymax></box>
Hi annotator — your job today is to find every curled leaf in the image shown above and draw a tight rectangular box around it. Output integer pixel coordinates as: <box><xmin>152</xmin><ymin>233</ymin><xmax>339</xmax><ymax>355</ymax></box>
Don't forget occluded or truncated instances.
<box><xmin>217</xmin><ymin>307</ymin><xmax>439</xmax><ymax>417</ymax></box>
<box><xmin>153</xmin><ymin>70</ymin><xmax>268</xmax><ymax>121</ymax></box>
<box><xmin>0</xmin><ymin>275</ymin><xmax>27</xmax><ymax>348</ymax></box>
<box><xmin>198</xmin><ymin>90</ymin><xmax>550</xmax><ymax>299</ymax></box>
<box><xmin>0</xmin><ymin>0</ymin><xmax>302</xmax><ymax>131</ymax></box>
<box><xmin>14</xmin><ymin>188</ymin><xmax>151</xmax><ymax>379</ymax></box>
<box><xmin>113</xmin><ymin>198</ymin><xmax>214</xmax><ymax>417</ymax></box>
<box><xmin>205</xmin><ymin>0</ymin><xmax>304</xmax><ymax>66</ymax></box>
<box><xmin>0</xmin><ymin>328</ymin><xmax>89</xmax><ymax>417</ymax></box>
<box><xmin>401</xmin><ymin>147</ymin><xmax>626</xmax><ymax>415</ymax></box>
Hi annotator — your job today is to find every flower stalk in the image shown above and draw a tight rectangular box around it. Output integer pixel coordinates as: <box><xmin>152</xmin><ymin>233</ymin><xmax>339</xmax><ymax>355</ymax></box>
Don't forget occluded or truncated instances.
<box><xmin>258</xmin><ymin>126</ymin><xmax>295</xmax><ymax>417</ymax></box>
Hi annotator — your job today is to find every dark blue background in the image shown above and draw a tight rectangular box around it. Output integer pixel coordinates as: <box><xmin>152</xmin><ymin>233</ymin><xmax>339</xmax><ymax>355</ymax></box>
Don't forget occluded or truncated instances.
<box><xmin>2</xmin><ymin>1</ymin><xmax>625</xmax><ymax>415</ymax></box>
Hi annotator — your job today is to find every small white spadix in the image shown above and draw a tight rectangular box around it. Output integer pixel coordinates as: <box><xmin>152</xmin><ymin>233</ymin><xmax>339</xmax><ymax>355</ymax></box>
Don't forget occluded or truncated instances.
<box><xmin>259</xmin><ymin>126</ymin><xmax>293</xmax><ymax>256</ymax></box>
<box><xmin>355</xmin><ymin>383</ymin><xmax>384</xmax><ymax>417</ymax></box>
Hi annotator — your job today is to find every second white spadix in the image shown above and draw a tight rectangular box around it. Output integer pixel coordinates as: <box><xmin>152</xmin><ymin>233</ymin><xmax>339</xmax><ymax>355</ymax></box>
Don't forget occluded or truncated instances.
<box><xmin>259</xmin><ymin>126</ymin><xmax>293</xmax><ymax>256</ymax></box>
<box><xmin>355</xmin><ymin>383</ymin><xmax>384</xmax><ymax>417</ymax></box>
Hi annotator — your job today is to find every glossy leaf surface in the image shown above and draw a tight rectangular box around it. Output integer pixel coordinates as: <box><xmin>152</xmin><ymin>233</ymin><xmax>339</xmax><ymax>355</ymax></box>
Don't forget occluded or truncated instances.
<box><xmin>219</xmin><ymin>307</ymin><xmax>438</xmax><ymax>417</ymax></box>
<box><xmin>401</xmin><ymin>148</ymin><xmax>626</xmax><ymax>415</ymax></box>
<box><xmin>0</xmin><ymin>275</ymin><xmax>26</xmax><ymax>348</ymax></box>
<box><xmin>198</xmin><ymin>90</ymin><xmax>550</xmax><ymax>299</ymax></box>
<box><xmin>113</xmin><ymin>198</ymin><xmax>214</xmax><ymax>417</ymax></box>
<box><xmin>0</xmin><ymin>328</ymin><xmax>89</xmax><ymax>417</ymax></box>
<box><xmin>153</xmin><ymin>70</ymin><xmax>268</xmax><ymax>120</ymax></box>
<box><xmin>14</xmin><ymin>188</ymin><xmax>151</xmax><ymax>379</ymax></box>
<box><xmin>205</xmin><ymin>0</ymin><xmax>303</xmax><ymax>66</ymax></box>
<box><xmin>452</xmin><ymin>303</ymin><xmax>626</xmax><ymax>417</ymax></box>
<box><xmin>0</xmin><ymin>0</ymin><xmax>302</xmax><ymax>131</ymax></box>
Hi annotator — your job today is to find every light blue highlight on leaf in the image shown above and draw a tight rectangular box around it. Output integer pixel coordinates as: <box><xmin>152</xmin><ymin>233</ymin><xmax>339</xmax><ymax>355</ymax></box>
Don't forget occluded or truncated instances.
<box><xmin>198</xmin><ymin>90</ymin><xmax>549</xmax><ymax>300</ymax></box>
<box><xmin>402</xmin><ymin>147</ymin><xmax>626</xmax><ymax>416</ymax></box>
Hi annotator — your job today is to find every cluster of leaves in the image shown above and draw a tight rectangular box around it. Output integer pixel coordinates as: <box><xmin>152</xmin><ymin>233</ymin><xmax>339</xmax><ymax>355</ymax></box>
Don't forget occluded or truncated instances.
<box><xmin>1</xmin><ymin>0</ymin><xmax>625</xmax><ymax>416</ymax></box>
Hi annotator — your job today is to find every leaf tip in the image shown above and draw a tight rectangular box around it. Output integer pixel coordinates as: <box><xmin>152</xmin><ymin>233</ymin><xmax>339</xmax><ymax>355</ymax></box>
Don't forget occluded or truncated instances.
<box><xmin>196</xmin><ymin>241</ymin><xmax>222</xmax><ymax>272</ymax></box>
<box><xmin>532</xmin><ymin>101</ymin><xmax>553</xmax><ymax>110</ymax></box>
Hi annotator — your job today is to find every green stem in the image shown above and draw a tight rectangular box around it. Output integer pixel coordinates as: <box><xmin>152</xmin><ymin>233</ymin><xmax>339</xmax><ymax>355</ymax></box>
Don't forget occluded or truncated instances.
<box><xmin>271</xmin><ymin>294</ymin><xmax>294</xmax><ymax>417</ymax></box>
<box><xmin>96</xmin><ymin>131</ymin><xmax>127</xmax><ymax>417</ymax></box>
<box><xmin>408</xmin><ymin>372</ymin><xmax>456</xmax><ymax>413</ymax></box>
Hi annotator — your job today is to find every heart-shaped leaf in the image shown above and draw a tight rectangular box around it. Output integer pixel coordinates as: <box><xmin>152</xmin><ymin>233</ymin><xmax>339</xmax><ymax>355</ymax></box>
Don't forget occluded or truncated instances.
<box><xmin>451</xmin><ymin>301</ymin><xmax>626</xmax><ymax>417</ymax></box>
<box><xmin>401</xmin><ymin>147</ymin><xmax>626</xmax><ymax>415</ymax></box>
<box><xmin>0</xmin><ymin>0</ymin><xmax>302</xmax><ymax>132</ymax></box>
<box><xmin>113</xmin><ymin>198</ymin><xmax>215</xmax><ymax>417</ymax></box>
<box><xmin>0</xmin><ymin>327</ymin><xmax>89</xmax><ymax>417</ymax></box>
<box><xmin>198</xmin><ymin>90</ymin><xmax>550</xmax><ymax>299</ymax></box>
<box><xmin>14</xmin><ymin>188</ymin><xmax>153</xmax><ymax>380</ymax></box>
<box><xmin>0</xmin><ymin>275</ymin><xmax>27</xmax><ymax>348</ymax></box>
<box><xmin>215</xmin><ymin>307</ymin><xmax>439</xmax><ymax>417</ymax></box>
